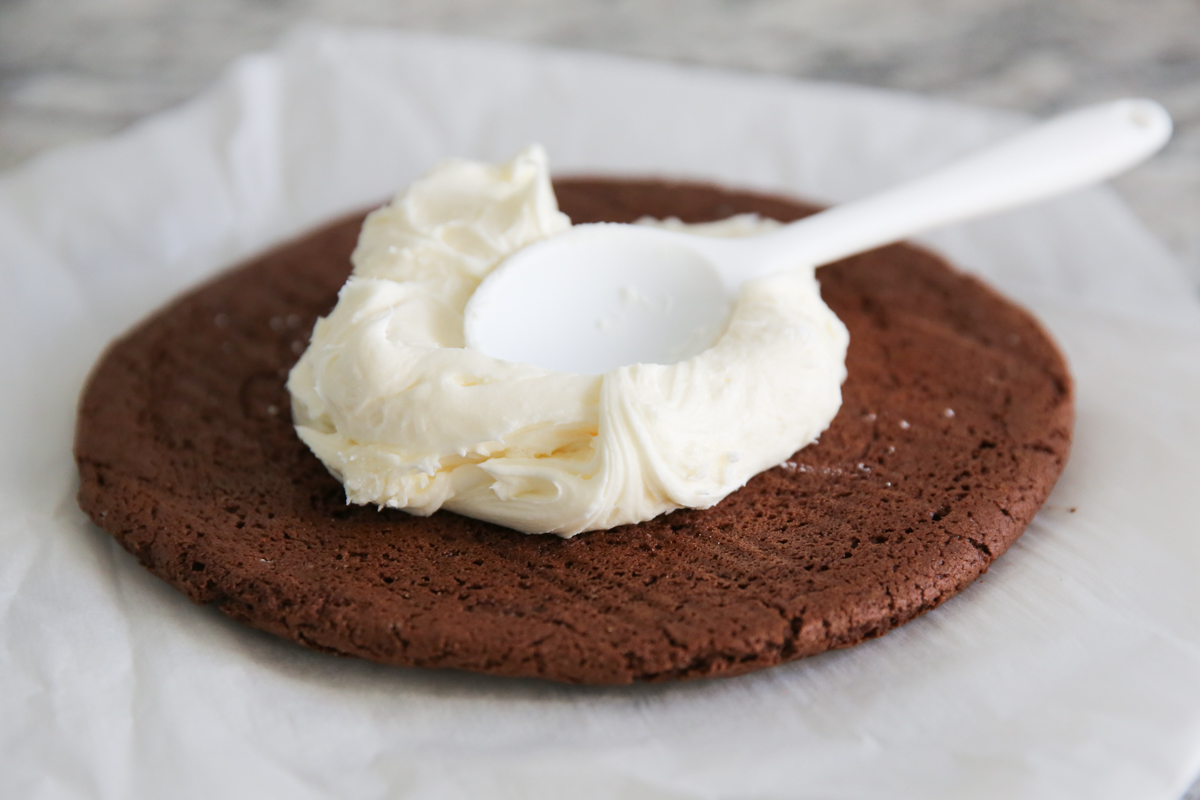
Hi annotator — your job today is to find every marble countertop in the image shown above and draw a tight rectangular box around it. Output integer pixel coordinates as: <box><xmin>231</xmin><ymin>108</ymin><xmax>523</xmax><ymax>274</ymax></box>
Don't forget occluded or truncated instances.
<box><xmin>2</xmin><ymin>0</ymin><xmax>1199</xmax><ymax>292</ymax></box>
<box><xmin>1</xmin><ymin>2</ymin><xmax>1198</xmax><ymax>797</ymax></box>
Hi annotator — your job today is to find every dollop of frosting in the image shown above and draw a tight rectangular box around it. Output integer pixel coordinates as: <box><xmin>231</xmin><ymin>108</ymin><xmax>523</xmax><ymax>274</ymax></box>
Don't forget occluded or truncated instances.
<box><xmin>287</xmin><ymin>146</ymin><xmax>849</xmax><ymax>536</ymax></box>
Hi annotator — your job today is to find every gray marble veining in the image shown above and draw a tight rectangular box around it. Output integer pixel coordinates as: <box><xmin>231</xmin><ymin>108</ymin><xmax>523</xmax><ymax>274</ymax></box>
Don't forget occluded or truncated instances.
<box><xmin>2</xmin><ymin>0</ymin><xmax>1199</xmax><ymax>290</ymax></box>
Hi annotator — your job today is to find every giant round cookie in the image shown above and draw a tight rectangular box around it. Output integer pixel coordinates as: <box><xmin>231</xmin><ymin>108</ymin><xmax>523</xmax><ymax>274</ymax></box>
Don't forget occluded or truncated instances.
<box><xmin>75</xmin><ymin>179</ymin><xmax>1073</xmax><ymax>684</ymax></box>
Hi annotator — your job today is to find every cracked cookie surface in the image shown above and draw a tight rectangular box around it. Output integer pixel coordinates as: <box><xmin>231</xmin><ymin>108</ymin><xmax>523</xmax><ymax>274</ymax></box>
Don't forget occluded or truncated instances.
<box><xmin>74</xmin><ymin>179</ymin><xmax>1073</xmax><ymax>684</ymax></box>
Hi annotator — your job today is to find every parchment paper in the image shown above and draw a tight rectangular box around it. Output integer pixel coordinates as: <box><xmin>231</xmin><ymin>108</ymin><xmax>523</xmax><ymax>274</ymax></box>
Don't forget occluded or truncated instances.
<box><xmin>2</xmin><ymin>23</ymin><xmax>1199</xmax><ymax>800</ymax></box>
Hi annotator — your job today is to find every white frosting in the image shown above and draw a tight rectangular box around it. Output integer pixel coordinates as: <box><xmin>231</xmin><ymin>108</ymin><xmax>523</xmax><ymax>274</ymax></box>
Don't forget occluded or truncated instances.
<box><xmin>287</xmin><ymin>146</ymin><xmax>849</xmax><ymax>536</ymax></box>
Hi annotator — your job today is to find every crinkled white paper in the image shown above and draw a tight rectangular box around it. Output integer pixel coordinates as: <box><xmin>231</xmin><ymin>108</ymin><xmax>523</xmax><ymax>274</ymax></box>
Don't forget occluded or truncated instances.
<box><xmin>2</xmin><ymin>23</ymin><xmax>1199</xmax><ymax>800</ymax></box>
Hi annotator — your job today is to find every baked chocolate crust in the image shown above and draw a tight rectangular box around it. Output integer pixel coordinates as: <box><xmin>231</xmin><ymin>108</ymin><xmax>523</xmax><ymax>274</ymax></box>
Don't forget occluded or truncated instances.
<box><xmin>75</xmin><ymin>179</ymin><xmax>1073</xmax><ymax>684</ymax></box>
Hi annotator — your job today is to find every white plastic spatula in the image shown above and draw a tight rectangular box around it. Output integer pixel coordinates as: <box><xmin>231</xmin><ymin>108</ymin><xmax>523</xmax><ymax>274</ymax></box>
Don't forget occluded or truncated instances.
<box><xmin>464</xmin><ymin>98</ymin><xmax>1172</xmax><ymax>375</ymax></box>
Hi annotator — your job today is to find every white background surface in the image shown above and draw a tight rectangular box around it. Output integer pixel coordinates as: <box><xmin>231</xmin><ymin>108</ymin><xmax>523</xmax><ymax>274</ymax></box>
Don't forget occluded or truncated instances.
<box><xmin>2</xmin><ymin>25</ymin><xmax>1200</xmax><ymax>799</ymax></box>
<box><xmin>4</xmin><ymin>0</ymin><xmax>1199</xmax><ymax>291</ymax></box>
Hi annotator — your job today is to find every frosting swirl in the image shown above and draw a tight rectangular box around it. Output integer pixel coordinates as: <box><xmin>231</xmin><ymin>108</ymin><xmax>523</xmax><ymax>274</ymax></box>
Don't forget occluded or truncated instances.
<box><xmin>287</xmin><ymin>146</ymin><xmax>848</xmax><ymax>536</ymax></box>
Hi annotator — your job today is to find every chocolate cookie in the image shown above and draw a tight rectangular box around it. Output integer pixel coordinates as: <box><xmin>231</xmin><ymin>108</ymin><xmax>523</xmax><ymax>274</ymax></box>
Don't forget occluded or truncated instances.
<box><xmin>74</xmin><ymin>179</ymin><xmax>1073</xmax><ymax>684</ymax></box>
